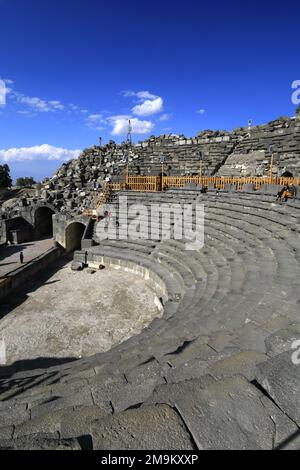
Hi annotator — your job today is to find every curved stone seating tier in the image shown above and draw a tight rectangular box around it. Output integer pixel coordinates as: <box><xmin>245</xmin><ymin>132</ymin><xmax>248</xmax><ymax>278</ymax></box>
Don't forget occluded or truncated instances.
<box><xmin>1</xmin><ymin>190</ymin><xmax>300</xmax><ymax>450</ymax></box>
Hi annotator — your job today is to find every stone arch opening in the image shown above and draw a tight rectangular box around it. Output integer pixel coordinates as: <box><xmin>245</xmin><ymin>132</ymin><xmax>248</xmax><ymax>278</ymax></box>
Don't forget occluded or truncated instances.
<box><xmin>65</xmin><ymin>222</ymin><xmax>86</xmax><ymax>252</ymax></box>
<box><xmin>34</xmin><ymin>207</ymin><xmax>55</xmax><ymax>238</ymax></box>
<box><xmin>281</xmin><ymin>170</ymin><xmax>294</xmax><ymax>177</ymax></box>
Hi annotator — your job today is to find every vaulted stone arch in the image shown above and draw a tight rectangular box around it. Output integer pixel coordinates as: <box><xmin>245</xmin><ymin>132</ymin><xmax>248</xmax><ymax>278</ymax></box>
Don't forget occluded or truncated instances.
<box><xmin>65</xmin><ymin>221</ymin><xmax>86</xmax><ymax>252</ymax></box>
<box><xmin>34</xmin><ymin>206</ymin><xmax>55</xmax><ymax>238</ymax></box>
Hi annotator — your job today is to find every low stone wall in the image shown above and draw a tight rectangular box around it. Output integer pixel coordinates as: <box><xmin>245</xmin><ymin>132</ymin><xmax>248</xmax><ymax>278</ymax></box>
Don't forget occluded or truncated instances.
<box><xmin>0</xmin><ymin>245</ymin><xmax>63</xmax><ymax>300</ymax></box>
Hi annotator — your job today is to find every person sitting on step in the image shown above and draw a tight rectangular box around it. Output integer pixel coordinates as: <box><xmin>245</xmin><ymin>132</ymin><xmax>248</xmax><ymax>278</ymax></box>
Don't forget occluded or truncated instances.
<box><xmin>277</xmin><ymin>184</ymin><xmax>297</xmax><ymax>202</ymax></box>
<box><xmin>288</xmin><ymin>183</ymin><xmax>297</xmax><ymax>199</ymax></box>
<box><xmin>276</xmin><ymin>184</ymin><xmax>289</xmax><ymax>201</ymax></box>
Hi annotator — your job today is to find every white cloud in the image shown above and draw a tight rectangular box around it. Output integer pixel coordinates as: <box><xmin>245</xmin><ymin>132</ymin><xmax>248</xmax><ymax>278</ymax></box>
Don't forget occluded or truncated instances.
<box><xmin>0</xmin><ymin>80</ymin><xmax>9</xmax><ymax>106</ymax></box>
<box><xmin>69</xmin><ymin>103</ymin><xmax>79</xmax><ymax>111</ymax></box>
<box><xmin>123</xmin><ymin>89</ymin><xmax>164</xmax><ymax>117</ymax></box>
<box><xmin>15</xmin><ymin>94</ymin><xmax>51</xmax><ymax>112</ymax></box>
<box><xmin>0</xmin><ymin>144</ymin><xmax>81</xmax><ymax>163</ymax></box>
<box><xmin>122</xmin><ymin>90</ymin><xmax>136</xmax><ymax>98</ymax></box>
<box><xmin>108</xmin><ymin>115</ymin><xmax>154</xmax><ymax>136</ymax></box>
<box><xmin>196</xmin><ymin>109</ymin><xmax>206</xmax><ymax>114</ymax></box>
<box><xmin>13</xmin><ymin>92</ymin><xmax>65</xmax><ymax>113</ymax></box>
<box><xmin>159</xmin><ymin>113</ymin><xmax>171</xmax><ymax>121</ymax></box>
<box><xmin>85</xmin><ymin>114</ymin><xmax>107</xmax><ymax>131</ymax></box>
<box><xmin>123</xmin><ymin>90</ymin><xmax>159</xmax><ymax>101</ymax></box>
<box><xmin>136</xmin><ymin>91</ymin><xmax>159</xmax><ymax>101</ymax></box>
<box><xmin>14</xmin><ymin>93</ymin><xmax>66</xmax><ymax>113</ymax></box>
<box><xmin>87</xmin><ymin>114</ymin><xmax>105</xmax><ymax>122</ymax></box>
<box><xmin>132</xmin><ymin>97</ymin><xmax>163</xmax><ymax>117</ymax></box>
<box><xmin>49</xmin><ymin>100</ymin><xmax>64</xmax><ymax>110</ymax></box>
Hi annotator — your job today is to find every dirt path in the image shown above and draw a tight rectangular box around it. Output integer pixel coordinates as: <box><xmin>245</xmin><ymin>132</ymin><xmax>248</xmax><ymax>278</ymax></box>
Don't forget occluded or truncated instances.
<box><xmin>0</xmin><ymin>238</ymin><xmax>54</xmax><ymax>278</ymax></box>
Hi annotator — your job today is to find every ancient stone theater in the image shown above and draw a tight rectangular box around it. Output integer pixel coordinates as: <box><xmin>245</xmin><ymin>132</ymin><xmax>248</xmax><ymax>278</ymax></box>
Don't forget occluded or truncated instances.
<box><xmin>1</xmin><ymin>111</ymin><xmax>300</xmax><ymax>449</ymax></box>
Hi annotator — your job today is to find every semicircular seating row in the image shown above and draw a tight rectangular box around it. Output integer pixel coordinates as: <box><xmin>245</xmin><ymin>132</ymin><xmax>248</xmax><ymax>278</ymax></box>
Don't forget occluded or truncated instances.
<box><xmin>1</xmin><ymin>190</ymin><xmax>300</xmax><ymax>450</ymax></box>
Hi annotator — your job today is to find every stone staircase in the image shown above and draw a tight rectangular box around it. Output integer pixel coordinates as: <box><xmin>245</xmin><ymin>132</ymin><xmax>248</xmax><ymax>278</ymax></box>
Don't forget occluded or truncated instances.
<box><xmin>1</xmin><ymin>189</ymin><xmax>300</xmax><ymax>449</ymax></box>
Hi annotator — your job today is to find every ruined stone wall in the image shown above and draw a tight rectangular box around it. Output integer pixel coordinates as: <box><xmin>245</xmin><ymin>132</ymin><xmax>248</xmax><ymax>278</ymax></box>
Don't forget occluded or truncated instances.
<box><xmin>47</xmin><ymin>112</ymin><xmax>300</xmax><ymax>198</ymax></box>
<box><xmin>2</xmin><ymin>112</ymin><xmax>300</xmax><ymax>225</ymax></box>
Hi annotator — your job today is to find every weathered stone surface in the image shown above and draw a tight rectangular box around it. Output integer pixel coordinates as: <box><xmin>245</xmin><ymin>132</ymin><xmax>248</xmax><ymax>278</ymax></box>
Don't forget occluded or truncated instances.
<box><xmin>0</xmin><ymin>434</ymin><xmax>81</xmax><ymax>450</ymax></box>
<box><xmin>208</xmin><ymin>351</ymin><xmax>267</xmax><ymax>381</ymax></box>
<box><xmin>91</xmin><ymin>380</ymin><xmax>157</xmax><ymax>414</ymax></box>
<box><xmin>146</xmin><ymin>376</ymin><xmax>296</xmax><ymax>450</ymax></box>
<box><xmin>0</xmin><ymin>426</ymin><xmax>14</xmax><ymax>440</ymax></box>
<box><xmin>258</xmin><ymin>396</ymin><xmax>300</xmax><ymax>450</ymax></box>
<box><xmin>0</xmin><ymin>403</ymin><xmax>29</xmax><ymax>427</ymax></box>
<box><xmin>165</xmin><ymin>359</ymin><xmax>209</xmax><ymax>383</ymax></box>
<box><xmin>125</xmin><ymin>359</ymin><xmax>166</xmax><ymax>386</ymax></box>
<box><xmin>91</xmin><ymin>404</ymin><xmax>195</xmax><ymax>450</ymax></box>
<box><xmin>60</xmin><ymin>405</ymin><xmax>108</xmax><ymax>439</ymax></box>
<box><xmin>265</xmin><ymin>323</ymin><xmax>300</xmax><ymax>357</ymax></box>
<box><xmin>71</xmin><ymin>261</ymin><xmax>84</xmax><ymax>271</ymax></box>
<box><xmin>256</xmin><ymin>351</ymin><xmax>300</xmax><ymax>426</ymax></box>
<box><xmin>30</xmin><ymin>386</ymin><xmax>94</xmax><ymax>419</ymax></box>
<box><xmin>14</xmin><ymin>405</ymin><xmax>108</xmax><ymax>440</ymax></box>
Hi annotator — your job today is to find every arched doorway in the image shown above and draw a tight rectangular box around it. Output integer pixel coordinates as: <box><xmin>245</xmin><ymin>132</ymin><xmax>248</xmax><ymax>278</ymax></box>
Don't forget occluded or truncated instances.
<box><xmin>65</xmin><ymin>222</ymin><xmax>85</xmax><ymax>252</ymax></box>
<box><xmin>281</xmin><ymin>171</ymin><xmax>294</xmax><ymax>178</ymax></box>
<box><xmin>34</xmin><ymin>207</ymin><xmax>55</xmax><ymax>238</ymax></box>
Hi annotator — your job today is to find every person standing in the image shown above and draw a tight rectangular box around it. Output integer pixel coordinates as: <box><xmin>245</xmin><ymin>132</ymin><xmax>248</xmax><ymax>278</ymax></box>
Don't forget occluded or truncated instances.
<box><xmin>20</xmin><ymin>251</ymin><xmax>24</xmax><ymax>264</ymax></box>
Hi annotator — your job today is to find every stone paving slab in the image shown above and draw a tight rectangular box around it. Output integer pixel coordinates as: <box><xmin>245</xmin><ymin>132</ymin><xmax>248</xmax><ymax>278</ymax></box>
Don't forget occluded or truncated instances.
<box><xmin>256</xmin><ymin>351</ymin><xmax>300</xmax><ymax>427</ymax></box>
<box><xmin>0</xmin><ymin>434</ymin><xmax>82</xmax><ymax>450</ymax></box>
<box><xmin>147</xmin><ymin>375</ymin><xmax>298</xmax><ymax>450</ymax></box>
<box><xmin>91</xmin><ymin>404</ymin><xmax>196</xmax><ymax>450</ymax></box>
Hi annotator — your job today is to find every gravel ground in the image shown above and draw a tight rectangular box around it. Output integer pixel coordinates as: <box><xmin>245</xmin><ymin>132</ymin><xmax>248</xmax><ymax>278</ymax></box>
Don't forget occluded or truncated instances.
<box><xmin>0</xmin><ymin>260</ymin><xmax>162</xmax><ymax>365</ymax></box>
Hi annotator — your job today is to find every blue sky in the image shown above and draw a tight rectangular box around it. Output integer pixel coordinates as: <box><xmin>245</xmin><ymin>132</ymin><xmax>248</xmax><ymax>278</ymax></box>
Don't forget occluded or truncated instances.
<box><xmin>0</xmin><ymin>0</ymin><xmax>299</xmax><ymax>181</ymax></box>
